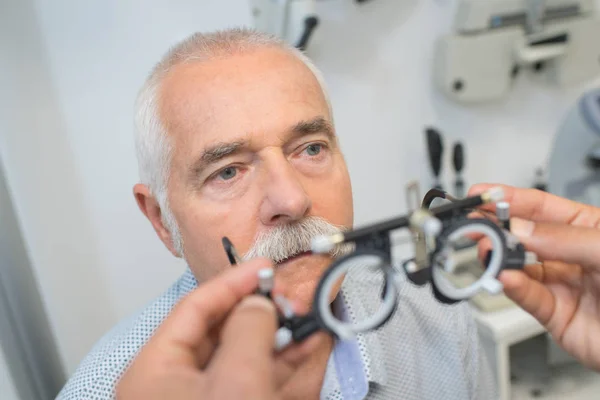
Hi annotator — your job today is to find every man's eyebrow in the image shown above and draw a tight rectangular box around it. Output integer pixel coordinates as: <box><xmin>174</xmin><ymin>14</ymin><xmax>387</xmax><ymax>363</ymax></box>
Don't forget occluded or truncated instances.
<box><xmin>188</xmin><ymin>117</ymin><xmax>335</xmax><ymax>178</ymax></box>
<box><xmin>189</xmin><ymin>140</ymin><xmax>247</xmax><ymax>176</ymax></box>
<box><xmin>291</xmin><ymin>117</ymin><xmax>335</xmax><ymax>141</ymax></box>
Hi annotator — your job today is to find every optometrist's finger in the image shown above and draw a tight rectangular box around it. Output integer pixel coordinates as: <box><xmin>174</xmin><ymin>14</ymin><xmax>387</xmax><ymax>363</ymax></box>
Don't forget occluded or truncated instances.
<box><xmin>468</xmin><ymin>184</ymin><xmax>600</xmax><ymax>228</ymax></box>
<box><xmin>147</xmin><ymin>259</ymin><xmax>274</xmax><ymax>368</ymax></box>
<box><xmin>518</xmin><ymin>261</ymin><xmax>583</xmax><ymax>287</ymax></box>
<box><xmin>271</xmin><ymin>331</ymin><xmax>329</xmax><ymax>389</ymax></box>
<box><xmin>498</xmin><ymin>270</ymin><xmax>556</xmax><ymax>326</ymax></box>
<box><xmin>207</xmin><ymin>295</ymin><xmax>278</xmax><ymax>399</ymax></box>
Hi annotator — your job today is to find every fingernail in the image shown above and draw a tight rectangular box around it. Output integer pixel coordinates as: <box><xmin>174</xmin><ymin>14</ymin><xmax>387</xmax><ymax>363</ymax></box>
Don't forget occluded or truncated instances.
<box><xmin>239</xmin><ymin>295</ymin><xmax>275</xmax><ymax>313</ymax></box>
<box><xmin>510</xmin><ymin>217</ymin><xmax>535</xmax><ymax>238</ymax></box>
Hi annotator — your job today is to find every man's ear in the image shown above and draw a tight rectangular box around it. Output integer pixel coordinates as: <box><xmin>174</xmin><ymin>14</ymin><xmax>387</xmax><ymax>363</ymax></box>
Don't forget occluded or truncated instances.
<box><xmin>133</xmin><ymin>184</ymin><xmax>180</xmax><ymax>257</ymax></box>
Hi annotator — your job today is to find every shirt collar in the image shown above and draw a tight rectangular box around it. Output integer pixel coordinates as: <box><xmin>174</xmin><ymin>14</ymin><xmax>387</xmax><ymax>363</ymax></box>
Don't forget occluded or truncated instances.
<box><xmin>178</xmin><ymin>267</ymin><xmax>199</xmax><ymax>294</ymax></box>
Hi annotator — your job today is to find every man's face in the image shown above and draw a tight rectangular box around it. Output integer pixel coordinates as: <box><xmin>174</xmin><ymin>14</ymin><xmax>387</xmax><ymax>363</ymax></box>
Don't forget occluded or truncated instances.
<box><xmin>148</xmin><ymin>48</ymin><xmax>353</xmax><ymax>305</ymax></box>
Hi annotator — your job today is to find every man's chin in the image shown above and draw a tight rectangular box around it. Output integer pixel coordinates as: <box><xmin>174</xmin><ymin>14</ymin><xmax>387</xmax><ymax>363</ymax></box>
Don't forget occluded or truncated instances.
<box><xmin>275</xmin><ymin>253</ymin><xmax>335</xmax><ymax>308</ymax></box>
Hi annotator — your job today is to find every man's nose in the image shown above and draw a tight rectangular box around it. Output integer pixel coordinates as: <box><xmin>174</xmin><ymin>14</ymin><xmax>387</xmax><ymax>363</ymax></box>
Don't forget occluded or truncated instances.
<box><xmin>259</xmin><ymin>157</ymin><xmax>312</xmax><ymax>226</ymax></box>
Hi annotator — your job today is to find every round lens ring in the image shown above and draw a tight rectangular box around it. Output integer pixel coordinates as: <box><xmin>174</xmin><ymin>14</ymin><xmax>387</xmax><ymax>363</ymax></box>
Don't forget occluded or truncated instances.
<box><xmin>313</xmin><ymin>249</ymin><xmax>399</xmax><ymax>340</ymax></box>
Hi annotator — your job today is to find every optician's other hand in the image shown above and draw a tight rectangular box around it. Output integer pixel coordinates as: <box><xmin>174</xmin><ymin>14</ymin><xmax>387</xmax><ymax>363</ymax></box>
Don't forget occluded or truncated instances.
<box><xmin>115</xmin><ymin>258</ymin><xmax>321</xmax><ymax>400</ymax></box>
<box><xmin>469</xmin><ymin>184</ymin><xmax>600</xmax><ymax>371</ymax></box>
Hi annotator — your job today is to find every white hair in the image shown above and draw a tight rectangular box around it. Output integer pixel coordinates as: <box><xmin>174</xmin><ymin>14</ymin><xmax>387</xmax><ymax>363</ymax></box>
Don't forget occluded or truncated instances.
<box><xmin>243</xmin><ymin>216</ymin><xmax>352</xmax><ymax>263</ymax></box>
<box><xmin>133</xmin><ymin>27</ymin><xmax>332</xmax><ymax>257</ymax></box>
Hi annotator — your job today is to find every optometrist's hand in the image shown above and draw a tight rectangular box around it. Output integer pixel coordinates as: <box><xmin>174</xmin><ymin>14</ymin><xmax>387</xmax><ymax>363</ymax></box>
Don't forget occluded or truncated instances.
<box><xmin>469</xmin><ymin>184</ymin><xmax>600</xmax><ymax>371</ymax></box>
<box><xmin>116</xmin><ymin>258</ymin><xmax>321</xmax><ymax>400</ymax></box>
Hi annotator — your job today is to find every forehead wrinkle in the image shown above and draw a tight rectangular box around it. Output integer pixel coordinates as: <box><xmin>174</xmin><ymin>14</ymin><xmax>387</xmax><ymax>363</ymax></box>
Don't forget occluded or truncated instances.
<box><xmin>159</xmin><ymin>84</ymin><xmax>214</xmax><ymax>139</ymax></box>
<box><xmin>160</xmin><ymin>49</ymin><xmax>328</xmax><ymax>136</ymax></box>
<box><xmin>158</xmin><ymin>77</ymin><xmax>223</xmax><ymax>180</ymax></box>
<box><xmin>157</xmin><ymin>50</ymin><xmax>332</xmax><ymax>176</ymax></box>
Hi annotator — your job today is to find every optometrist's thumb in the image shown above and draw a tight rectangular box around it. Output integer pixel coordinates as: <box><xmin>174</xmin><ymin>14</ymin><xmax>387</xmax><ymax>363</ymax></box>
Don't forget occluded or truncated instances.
<box><xmin>208</xmin><ymin>295</ymin><xmax>279</xmax><ymax>400</ymax></box>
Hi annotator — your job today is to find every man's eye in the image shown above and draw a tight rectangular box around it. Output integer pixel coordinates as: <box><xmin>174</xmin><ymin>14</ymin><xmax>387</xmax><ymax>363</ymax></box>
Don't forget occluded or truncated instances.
<box><xmin>305</xmin><ymin>144</ymin><xmax>322</xmax><ymax>156</ymax></box>
<box><xmin>217</xmin><ymin>167</ymin><xmax>237</xmax><ymax>180</ymax></box>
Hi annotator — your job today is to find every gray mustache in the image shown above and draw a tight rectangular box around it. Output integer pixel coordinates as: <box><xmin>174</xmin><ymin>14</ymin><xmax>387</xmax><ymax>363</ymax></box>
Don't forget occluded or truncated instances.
<box><xmin>242</xmin><ymin>216</ymin><xmax>353</xmax><ymax>264</ymax></box>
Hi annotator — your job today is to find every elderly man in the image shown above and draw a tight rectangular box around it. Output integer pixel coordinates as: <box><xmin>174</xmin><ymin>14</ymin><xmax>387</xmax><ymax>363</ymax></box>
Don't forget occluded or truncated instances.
<box><xmin>57</xmin><ymin>28</ymin><xmax>496</xmax><ymax>399</ymax></box>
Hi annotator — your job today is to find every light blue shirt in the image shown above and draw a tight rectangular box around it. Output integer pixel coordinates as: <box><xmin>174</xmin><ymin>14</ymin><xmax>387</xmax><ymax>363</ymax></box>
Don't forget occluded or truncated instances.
<box><xmin>57</xmin><ymin>266</ymin><xmax>497</xmax><ymax>400</ymax></box>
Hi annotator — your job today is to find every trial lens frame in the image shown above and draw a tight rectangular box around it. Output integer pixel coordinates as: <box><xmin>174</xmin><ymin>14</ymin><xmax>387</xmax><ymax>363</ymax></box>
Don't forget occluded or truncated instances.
<box><xmin>252</xmin><ymin>184</ymin><xmax>536</xmax><ymax>351</ymax></box>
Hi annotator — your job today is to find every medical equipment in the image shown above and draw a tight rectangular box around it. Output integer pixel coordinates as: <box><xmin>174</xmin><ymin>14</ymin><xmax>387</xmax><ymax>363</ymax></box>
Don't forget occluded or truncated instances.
<box><xmin>434</xmin><ymin>0</ymin><xmax>600</xmax><ymax>104</ymax></box>
<box><xmin>533</xmin><ymin>167</ymin><xmax>548</xmax><ymax>191</ymax></box>
<box><xmin>268</xmin><ymin>185</ymin><xmax>536</xmax><ymax>351</ymax></box>
<box><xmin>222</xmin><ymin>236</ymin><xmax>242</xmax><ymax>265</ymax></box>
<box><xmin>547</xmin><ymin>87</ymin><xmax>600</xmax><ymax>206</ymax></box>
<box><xmin>223</xmin><ymin>237</ymin><xmax>277</xmax><ymax>299</ymax></box>
<box><xmin>250</xmin><ymin>0</ymin><xmax>320</xmax><ymax>50</ymax></box>
<box><xmin>453</xmin><ymin>142</ymin><xmax>466</xmax><ymax>198</ymax></box>
<box><xmin>250</xmin><ymin>0</ymin><xmax>376</xmax><ymax>50</ymax></box>
<box><xmin>426</xmin><ymin>127</ymin><xmax>444</xmax><ymax>190</ymax></box>
<box><xmin>258</xmin><ymin>268</ymin><xmax>275</xmax><ymax>298</ymax></box>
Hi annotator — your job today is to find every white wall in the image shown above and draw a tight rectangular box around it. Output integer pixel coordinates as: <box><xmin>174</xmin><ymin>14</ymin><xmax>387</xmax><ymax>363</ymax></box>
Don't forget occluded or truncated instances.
<box><xmin>1</xmin><ymin>0</ymin><xmax>600</xmax><ymax>377</ymax></box>
<box><xmin>310</xmin><ymin>0</ymin><xmax>600</xmax><ymax>225</ymax></box>
<box><xmin>1</xmin><ymin>0</ymin><xmax>113</xmax><ymax>376</ymax></box>
<box><xmin>1</xmin><ymin>0</ymin><xmax>252</xmax><ymax>374</ymax></box>
<box><xmin>0</xmin><ymin>345</ymin><xmax>20</xmax><ymax>400</ymax></box>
